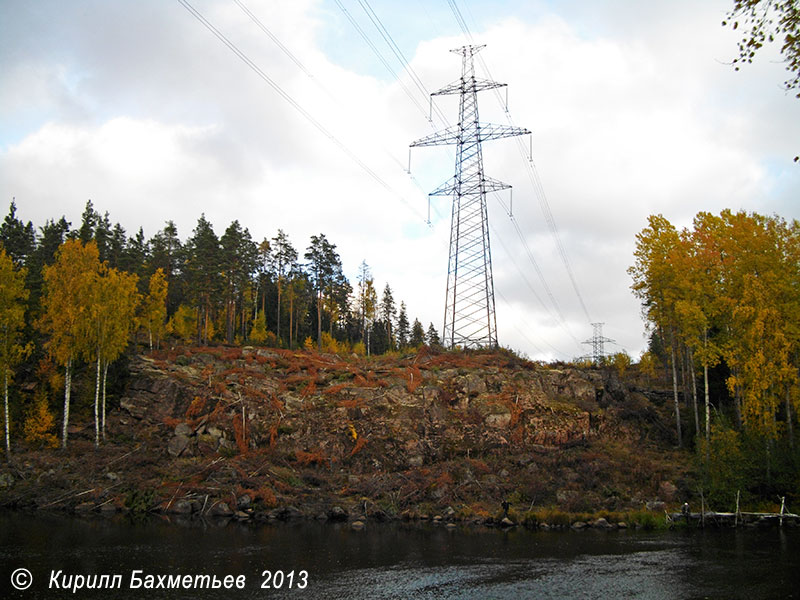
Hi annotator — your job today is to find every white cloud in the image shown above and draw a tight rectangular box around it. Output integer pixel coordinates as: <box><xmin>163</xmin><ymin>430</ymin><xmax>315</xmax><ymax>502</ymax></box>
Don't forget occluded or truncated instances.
<box><xmin>0</xmin><ymin>0</ymin><xmax>798</xmax><ymax>360</ymax></box>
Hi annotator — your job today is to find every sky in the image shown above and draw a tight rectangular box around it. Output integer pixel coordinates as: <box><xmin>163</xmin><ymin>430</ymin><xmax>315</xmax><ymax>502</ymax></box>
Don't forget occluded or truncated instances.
<box><xmin>1</xmin><ymin>0</ymin><xmax>798</xmax><ymax>361</ymax></box>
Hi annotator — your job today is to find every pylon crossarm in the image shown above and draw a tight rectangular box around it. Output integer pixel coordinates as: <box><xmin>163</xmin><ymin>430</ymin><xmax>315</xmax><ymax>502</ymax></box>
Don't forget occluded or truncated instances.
<box><xmin>476</xmin><ymin>123</ymin><xmax>531</xmax><ymax>142</ymax></box>
<box><xmin>410</xmin><ymin>126</ymin><xmax>461</xmax><ymax>147</ymax></box>
<box><xmin>432</xmin><ymin>78</ymin><xmax>507</xmax><ymax>96</ymax></box>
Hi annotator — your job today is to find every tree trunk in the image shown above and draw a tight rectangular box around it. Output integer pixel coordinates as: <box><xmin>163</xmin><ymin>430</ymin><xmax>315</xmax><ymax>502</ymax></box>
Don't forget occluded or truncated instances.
<box><xmin>704</xmin><ymin>363</ymin><xmax>711</xmax><ymax>464</ymax></box>
<box><xmin>62</xmin><ymin>358</ymin><xmax>72</xmax><ymax>449</ymax></box>
<box><xmin>688</xmin><ymin>347</ymin><xmax>700</xmax><ymax>440</ymax></box>
<box><xmin>786</xmin><ymin>385</ymin><xmax>794</xmax><ymax>450</ymax></box>
<box><xmin>148</xmin><ymin>327</ymin><xmax>153</xmax><ymax>351</ymax></box>
<box><xmin>3</xmin><ymin>370</ymin><xmax>10</xmax><ymax>461</ymax></box>
<box><xmin>316</xmin><ymin>292</ymin><xmax>323</xmax><ymax>350</ymax></box>
<box><xmin>276</xmin><ymin>282</ymin><xmax>282</xmax><ymax>343</ymax></box>
<box><xmin>670</xmin><ymin>330</ymin><xmax>682</xmax><ymax>447</ymax></box>
<box><xmin>94</xmin><ymin>353</ymin><xmax>101</xmax><ymax>447</ymax></box>
<box><xmin>735</xmin><ymin>377</ymin><xmax>742</xmax><ymax>429</ymax></box>
<box><xmin>102</xmin><ymin>361</ymin><xmax>109</xmax><ymax>442</ymax></box>
<box><xmin>289</xmin><ymin>293</ymin><xmax>294</xmax><ymax>350</ymax></box>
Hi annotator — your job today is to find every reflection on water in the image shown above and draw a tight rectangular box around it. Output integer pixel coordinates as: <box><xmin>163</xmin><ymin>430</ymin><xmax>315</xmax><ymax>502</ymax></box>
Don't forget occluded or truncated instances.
<box><xmin>1</xmin><ymin>513</ymin><xmax>798</xmax><ymax>599</ymax></box>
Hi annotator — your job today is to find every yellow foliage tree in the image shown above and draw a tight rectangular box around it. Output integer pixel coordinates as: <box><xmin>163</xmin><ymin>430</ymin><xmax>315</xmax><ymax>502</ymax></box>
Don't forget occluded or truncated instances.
<box><xmin>23</xmin><ymin>390</ymin><xmax>58</xmax><ymax>449</ymax></box>
<box><xmin>39</xmin><ymin>240</ymin><xmax>99</xmax><ymax>449</ymax></box>
<box><xmin>167</xmin><ymin>304</ymin><xmax>197</xmax><ymax>343</ymax></box>
<box><xmin>0</xmin><ymin>247</ymin><xmax>31</xmax><ymax>458</ymax></box>
<box><xmin>86</xmin><ymin>265</ymin><xmax>139</xmax><ymax>445</ymax></box>
<box><xmin>249</xmin><ymin>311</ymin><xmax>267</xmax><ymax>344</ymax></box>
<box><xmin>142</xmin><ymin>268</ymin><xmax>168</xmax><ymax>350</ymax></box>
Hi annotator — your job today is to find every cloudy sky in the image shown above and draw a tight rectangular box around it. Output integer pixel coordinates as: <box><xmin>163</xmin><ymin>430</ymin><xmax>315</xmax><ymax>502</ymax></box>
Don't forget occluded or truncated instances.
<box><xmin>1</xmin><ymin>0</ymin><xmax>798</xmax><ymax>360</ymax></box>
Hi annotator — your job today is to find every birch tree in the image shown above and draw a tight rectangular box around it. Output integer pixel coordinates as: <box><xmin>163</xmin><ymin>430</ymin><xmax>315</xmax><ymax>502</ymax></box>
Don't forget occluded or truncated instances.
<box><xmin>0</xmin><ymin>247</ymin><xmax>31</xmax><ymax>459</ymax></box>
<box><xmin>39</xmin><ymin>240</ymin><xmax>99</xmax><ymax>449</ymax></box>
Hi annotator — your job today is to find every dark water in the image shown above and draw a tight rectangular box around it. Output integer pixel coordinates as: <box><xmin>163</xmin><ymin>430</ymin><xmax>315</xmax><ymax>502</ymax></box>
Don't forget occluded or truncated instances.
<box><xmin>1</xmin><ymin>512</ymin><xmax>798</xmax><ymax>599</ymax></box>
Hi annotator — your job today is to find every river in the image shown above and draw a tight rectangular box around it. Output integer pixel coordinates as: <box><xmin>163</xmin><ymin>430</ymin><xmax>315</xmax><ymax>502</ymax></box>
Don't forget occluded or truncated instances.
<box><xmin>2</xmin><ymin>512</ymin><xmax>798</xmax><ymax>599</ymax></box>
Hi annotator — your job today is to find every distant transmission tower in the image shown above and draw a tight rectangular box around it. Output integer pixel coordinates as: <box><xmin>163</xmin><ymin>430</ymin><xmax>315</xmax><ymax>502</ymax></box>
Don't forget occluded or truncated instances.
<box><xmin>410</xmin><ymin>44</ymin><xmax>529</xmax><ymax>349</ymax></box>
<box><xmin>582</xmin><ymin>323</ymin><xmax>615</xmax><ymax>365</ymax></box>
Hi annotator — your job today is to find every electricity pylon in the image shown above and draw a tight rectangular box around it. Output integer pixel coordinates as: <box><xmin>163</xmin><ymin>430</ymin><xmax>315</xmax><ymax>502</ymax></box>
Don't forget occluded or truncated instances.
<box><xmin>582</xmin><ymin>323</ymin><xmax>615</xmax><ymax>365</ymax></box>
<box><xmin>410</xmin><ymin>44</ymin><xmax>529</xmax><ymax>349</ymax></box>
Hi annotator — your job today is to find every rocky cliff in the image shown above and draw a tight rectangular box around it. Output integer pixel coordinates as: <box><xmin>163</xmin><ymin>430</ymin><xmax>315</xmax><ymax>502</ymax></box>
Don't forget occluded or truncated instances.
<box><xmin>0</xmin><ymin>346</ymin><xmax>689</xmax><ymax>523</ymax></box>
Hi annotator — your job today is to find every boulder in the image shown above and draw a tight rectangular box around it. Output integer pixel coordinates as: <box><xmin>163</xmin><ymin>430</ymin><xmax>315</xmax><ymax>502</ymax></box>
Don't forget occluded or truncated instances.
<box><xmin>499</xmin><ymin>517</ymin><xmax>516</xmax><ymax>528</ymax></box>
<box><xmin>327</xmin><ymin>506</ymin><xmax>348</xmax><ymax>522</ymax></box>
<box><xmin>168</xmin><ymin>434</ymin><xmax>190</xmax><ymax>457</ymax></box>
<box><xmin>592</xmin><ymin>517</ymin><xmax>613</xmax><ymax>529</ymax></box>
<box><xmin>209</xmin><ymin>502</ymin><xmax>233</xmax><ymax>517</ymax></box>
<box><xmin>169</xmin><ymin>499</ymin><xmax>194</xmax><ymax>514</ymax></box>
<box><xmin>174</xmin><ymin>422</ymin><xmax>193</xmax><ymax>437</ymax></box>
<box><xmin>350</xmin><ymin>520</ymin><xmax>365</xmax><ymax>530</ymax></box>
<box><xmin>485</xmin><ymin>412</ymin><xmax>512</xmax><ymax>428</ymax></box>
<box><xmin>571</xmin><ymin>521</ymin><xmax>588</xmax><ymax>530</ymax></box>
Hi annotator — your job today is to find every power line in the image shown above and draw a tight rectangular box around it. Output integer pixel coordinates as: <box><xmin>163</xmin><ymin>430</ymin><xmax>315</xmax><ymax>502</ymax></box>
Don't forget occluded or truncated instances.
<box><xmin>355</xmin><ymin>0</ymin><xmax>450</xmax><ymax>126</ymax></box>
<box><xmin>332</xmin><ymin>0</ymin><xmax>432</xmax><ymax>122</ymax></box>
<box><xmin>176</xmin><ymin>0</ymin><xmax>427</xmax><ymax>224</ymax></box>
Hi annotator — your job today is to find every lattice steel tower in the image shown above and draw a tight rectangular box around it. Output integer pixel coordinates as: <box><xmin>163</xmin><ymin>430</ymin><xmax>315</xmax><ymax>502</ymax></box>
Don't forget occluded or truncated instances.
<box><xmin>410</xmin><ymin>44</ymin><xmax>529</xmax><ymax>349</ymax></box>
<box><xmin>582</xmin><ymin>323</ymin><xmax>615</xmax><ymax>365</ymax></box>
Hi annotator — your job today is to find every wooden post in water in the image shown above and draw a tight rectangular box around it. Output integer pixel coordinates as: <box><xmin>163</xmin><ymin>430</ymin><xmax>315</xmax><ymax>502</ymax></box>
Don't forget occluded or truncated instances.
<box><xmin>735</xmin><ymin>490</ymin><xmax>740</xmax><ymax>528</ymax></box>
<box><xmin>779</xmin><ymin>496</ymin><xmax>785</xmax><ymax>528</ymax></box>
<box><xmin>700</xmin><ymin>491</ymin><xmax>705</xmax><ymax>528</ymax></box>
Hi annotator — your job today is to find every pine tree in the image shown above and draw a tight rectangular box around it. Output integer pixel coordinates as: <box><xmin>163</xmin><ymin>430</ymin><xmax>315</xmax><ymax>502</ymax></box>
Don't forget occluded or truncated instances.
<box><xmin>77</xmin><ymin>200</ymin><xmax>98</xmax><ymax>244</ymax></box>
<box><xmin>184</xmin><ymin>215</ymin><xmax>221</xmax><ymax>345</ymax></box>
<box><xmin>427</xmin><ymin>323</ymin><xmax>440</xmax><ymax>347</ymax></box>
<box><xmin>220</xmin><ymin>220</ymin><xmax>258</xmax><ymax>343</ymax></box>
<box><xmin>305</xmin><ymin>234</ymin><xmax>344</xmax><ymax>350</ymax></box>
<box><xmin>380</xmin><ymin>284</ymin><xmax>396</xmax><ymax>350</ymax></box>
<box><xmin>356</xmin><ymin>261</ymin><xmax>377</xmax><ymax>352</ymax></box>
<box><xmin>25</xmin><ymin>217</ymin><xmax>70</xmax><ymax>307</ymax></box>
<box><xmin>149</xmin><ymin>221</ymin><xmax>184</xmax><ymax>315</ymax></box>
<box><xmin>269</xmin><ymin>230</ymin><xmax>297</xmax><ymax>345</ymax></box>
<box><xmin>0</xmin><ymin>201</ymin><xmax>35</xmax><ymax>266</ymax></box>
<box><xmin>410</xmin><ymin>318</ymin><xmax>425</xmax><ymax>347</ymax></box>
<box><xmin>396</xmin><ymin>302</ymin><xmax>410</xmax><ymax>349</ymax></box>
<box><xmin>0</xmin><ymin>247</ymin><xmax>31</xmax><ymax>459</ymax></box>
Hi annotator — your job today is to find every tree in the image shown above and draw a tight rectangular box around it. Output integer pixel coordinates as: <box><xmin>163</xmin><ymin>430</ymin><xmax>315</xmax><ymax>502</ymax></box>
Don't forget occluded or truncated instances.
<box><xmin>0</xmin><ymin>247</ymin><xmax>31</xmax><ymax>459</ymax></box>
<box><xmin>629</xmin><ymin>215</ymin><xmax>685</xmax><ymax>447</ymax></box>
<box><xmin>184</xmin><ymin>215</ymin><xmax>221</xmax><ymax>345</ymax></box>
<box><xmin>149</xmin><ymin>221</ymin><xmax>184</xmax><ymax>315</ymax></box>
<box><xmin>427</xmin><ymin>322</ymin><xmax>440</xmax><ymax>347</ymax></box>
<box><xmin>356</xmin><ymin>261</ymin><xmax>378</xmax><ymax>353</ymax></box>
<box><xmin>269</xmin><ymin>230</ymin><xmax>297</xmax><ymax>344</ymax></box>
<box><xmin>380</xmin><ymin>284</ymin><xmax>397</xmax><ymax>350</ymax></box>
<box><xmin>724</xmin><ymin>1</ymin><xmax>800</xmax><ymax>97</ymax></box>
<box><xmin>220</xmin><ymin>220</ymin><xmax>258</xmax><ymax>343</ymax></box>
<box><xmin>250</xmin><ymin>311</ymin><xmax>267</xmax><ymax>344</ymax></box>
<box><xmin>305</xmin><ymin>234</ymin><xmax>344</xmax><ymax>350</ymax></box>
<box><xmin>396</xmin><ymin>302</ymin><xmax>410</xmax><ymax>349</ymax></box>
<box><xmin>86</xmin><ymin>264</ymin><xmax>139</xmax><ymax>445</ymax></box>
<box><xmin>142</xmin><ymin>269</ymin><xmax>168</xmax><ymax>350</ymax></box>
<box><xmin>26</xmin><ymin>217</ymin><xmax>71</xmax><ymax>307</ymax></box>
<box><xmin>39</xmin><ymin>240</ymin><xmax>99</xmax><ymax>448</ymax></box>
<box><xmin>0</xmin><ymin>201</ymin><xmax>35</xmax><ymax>266</ymax></box>
<box><xmin>410</xmin><ymin>318</ymin><xmax>425</xmax><ymax>347</ymax></box>
<box><xmin>77</xmin><ymin>200</ymin><xmax>98</xmax><ymax>244</ymax></box>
